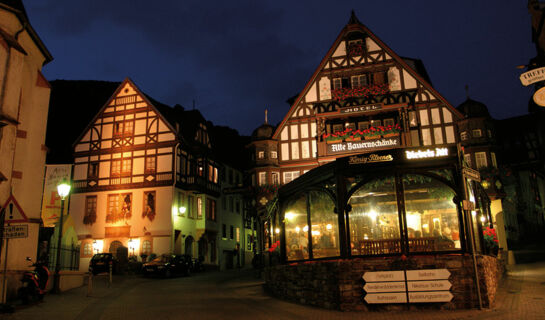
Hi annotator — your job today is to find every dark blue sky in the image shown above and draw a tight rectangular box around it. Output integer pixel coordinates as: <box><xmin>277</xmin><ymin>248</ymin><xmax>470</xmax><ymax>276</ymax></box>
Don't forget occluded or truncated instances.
<box><xmin>27</xmin><ymin>1</ymin><xmax>534</xmax><ymax>136</ymax></box>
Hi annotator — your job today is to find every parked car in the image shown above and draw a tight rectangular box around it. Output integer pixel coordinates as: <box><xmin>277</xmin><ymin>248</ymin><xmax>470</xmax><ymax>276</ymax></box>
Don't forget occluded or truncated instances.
<box><xmin>89</xmin><ymin>253</ymin><xmax>117</xmax><ymax>275</ymax></box>
<box><xmin>142</xmin><ymin>254</ymin><xmax>191</xmax><ymax>277</ymax></box>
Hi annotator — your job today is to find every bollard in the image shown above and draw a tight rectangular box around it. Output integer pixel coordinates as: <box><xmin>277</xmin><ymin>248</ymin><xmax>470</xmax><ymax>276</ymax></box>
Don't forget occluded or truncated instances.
<box><xmin>87</xmin><ymin>271</ymin><xmax>92</xmax><ymax>296</ymax></box>
<box><xmin>109</xmin><ymin>262</ymin><xmax>112</xmax><ymax>287</ymax></box>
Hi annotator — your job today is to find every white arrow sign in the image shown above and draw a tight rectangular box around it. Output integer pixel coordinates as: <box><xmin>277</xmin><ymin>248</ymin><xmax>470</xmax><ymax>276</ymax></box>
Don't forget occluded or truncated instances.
<box><xmin>408</xmin><ymin>291</ymin><xmax>453</xmax><ymax>303</ymax></box>
<box><xmin>364</xmin><ymin>292</ymin><xmax>407</xmax><ymax>304</ymax></box>
<box><xmin>364</xmin><ymin>281</ymin><xmax>406</xmax><ymax>293</ymax></box>
<box><xmin>406</xmin><ymin>269</ymin><xmax>450</xmax><ymax>281</ymax></box>
<box><xmin>362</xmin><ymin>271</ymin><xmax>405</xmax><ymax>282</ymax></box>
<box><xmin>407</xmin><ymin>280</ymin><xmax>452</xmax><ymax>292</ymax></box>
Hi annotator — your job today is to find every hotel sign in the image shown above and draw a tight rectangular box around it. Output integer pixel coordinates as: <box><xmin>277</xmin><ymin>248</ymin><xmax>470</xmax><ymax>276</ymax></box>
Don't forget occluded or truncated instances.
<box><xmin>327</xmin><ymin>137</ymin><xmax>400</xmax><ymax>155</ymax></box>
<box><xmin>363</xmin><ymin>269</ymin><xmax>452</xmax><ymax>304</ymax></box>
<box><xmin>340</xmin><ymin>104</ymin><xmax>382</xmax><ymax>114</ymax></box>
<box><xmin>520</xmin><ymin>67</ymin><xmax>545</xmax><ymax>86</ymax></box>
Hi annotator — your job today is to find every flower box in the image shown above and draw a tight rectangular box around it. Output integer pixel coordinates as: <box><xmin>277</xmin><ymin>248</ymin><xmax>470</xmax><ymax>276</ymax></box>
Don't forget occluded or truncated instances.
<box><xmin>345</xmin><ymin>136</ymin><xmax>361</xmax><ymax>142</ymax></box>
<box><xmin>382</xmin><ymin>133</ymin><xmax>399</xmax><ymax>138</ymax></box>
<box><xmin>326</xmin><ymin>139</ymin><xmax>343</xmax><ymax>144</ymax></box>
<box><xmin>364</xmin><ymin>135</ymin><xmax>381</xmax><ymax>140</ymax></box>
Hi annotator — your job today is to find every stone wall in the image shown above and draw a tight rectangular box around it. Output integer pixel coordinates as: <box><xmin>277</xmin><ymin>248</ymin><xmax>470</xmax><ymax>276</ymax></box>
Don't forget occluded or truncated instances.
<box><xmin>263</xmin><ymin>254</ymin><xmax>503</xmax><ymax>311</ymax></box>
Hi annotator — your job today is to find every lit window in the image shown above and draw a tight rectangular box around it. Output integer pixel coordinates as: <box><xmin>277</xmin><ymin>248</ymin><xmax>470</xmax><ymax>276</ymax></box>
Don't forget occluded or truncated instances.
<box><xmin>143</xmin><ymin>191</ymin><xmax>156</xmax><ymax>221</ymax></box>
<box><xmin>142</xmin><ymin>240</ymin><xmax>152</xmax><ymax>255</ymax></box>
<box><xmin>106</xmin><ymin>193</ymin><xmax>132</xmax><ymax>223</ymax></box>
<box><xmin>370</xmin><ymin>120</ymin><xmax>381</xmax><ymax>128</ymax></box>
<box><xmin>475</xmin><ymin>152</ymin><xmax>487</xmax><ymax>169</ymax></box>
<box><xmin>358</xmin><ymin>122</ymin><xmax>369</xmax><ymax>131</ymax></box>
<box><xmin>197</xmin><ymin>197</ymin><xmax>202</xmax><ymax>219</ymax></box>
<box><xmin>460</xmin><ymin>132</ymin><xmax>468</xmax><ymax>141</ymax></box>
<box><xmin>84</xmin><ymin>196</ymin><xmax>97</xmax><ymax>225</ymax></box>
<box><xmin>464</xmin><ymin>154</ymin><xmax>472</xmax><ymax>167</ymax></box>
<box><xmin>83</xmin><ymin>243</ymin><xmax>93</xmax><ymax>256</ymax></box>
<box><xmin>491</xmin><ymin>152</ymin><xmax>497</xmax><ymax>168</ymax></box>
<box><xmin>258</xmin><ymin>172</ymin><xmax>267</xmax><ymax>186</ymax></box>
<box><xmin>258</xmin><ymin>151</ymin><xmax>265</xmax><ymax>159</ymax></box>
<box><xmin>472</xmin><ymin>129</ymin><xmax>482</xmax><ymax>138</ymax></box>
<box><xmin>383</xmin><ymin>118</ymin><xmax>394</xmax><ymax>127</ymax></box>
<box><xmin>145</xmin><ymin>157</ymin><xmax>156</xmax><ymax>173</ymax></box>
<box><xmin>88</xmin><ymin>162</ymin><xmax>99</xmax><ymax>178</ymax></box>
<box><xmin>272</xmin><ymin>172</ymin><xmax>279</xmax><ymax>185</ymax></box>
<box><xmin>270</xmin><ymin>151</ymin><xmax>277</xmax><ymax>159</ymax></box>
<box><xmin>283</xmin><ymin>171</ymin><xmax>300</xmax><ymax>184</ymax></box>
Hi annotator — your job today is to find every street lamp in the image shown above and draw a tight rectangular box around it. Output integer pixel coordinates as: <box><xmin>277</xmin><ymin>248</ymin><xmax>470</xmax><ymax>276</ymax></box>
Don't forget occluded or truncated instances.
<box><xmin>54</xmin><ymin>179</ymin><xmax>70</xmax><ymax>294</ymax></box>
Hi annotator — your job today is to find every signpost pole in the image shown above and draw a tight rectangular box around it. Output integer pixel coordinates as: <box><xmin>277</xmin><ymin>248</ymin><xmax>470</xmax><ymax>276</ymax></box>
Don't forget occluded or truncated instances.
<box><xmin>1</xmin><ymin>237</ymin><xmax>8</xmax><ymax>304</ymax></box>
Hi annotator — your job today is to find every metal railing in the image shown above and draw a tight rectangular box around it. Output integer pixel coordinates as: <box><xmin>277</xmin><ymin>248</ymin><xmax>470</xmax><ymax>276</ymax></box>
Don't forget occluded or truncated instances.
<box><xmin>48</xmin><ymin>244</ymin><xmax>80</xmax><ymax>271</ymax></box>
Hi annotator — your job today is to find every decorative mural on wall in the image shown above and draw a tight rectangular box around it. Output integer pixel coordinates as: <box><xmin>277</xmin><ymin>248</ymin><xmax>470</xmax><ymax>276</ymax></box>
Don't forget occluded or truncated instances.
<box><xmin>106</xmin><ymin>193</ymin><xmax>132</xmax><ymax>223</ymax></box>
<box><xmin>142</xmin><ymin>191</ymin><xmax>156</xmax><ymax>221</ymax></box>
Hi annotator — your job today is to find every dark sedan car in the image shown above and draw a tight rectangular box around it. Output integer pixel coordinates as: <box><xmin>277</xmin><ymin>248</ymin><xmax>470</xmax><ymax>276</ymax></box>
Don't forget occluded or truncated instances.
<box><xmin>89</xmin><ymin>253</ymin><xmax>117</xmax><ymax>275</ymax></box>
<box><xmin>142</xmin><ymin>254</ymin><xmax>191</xmax><ymax>277</ymax></box>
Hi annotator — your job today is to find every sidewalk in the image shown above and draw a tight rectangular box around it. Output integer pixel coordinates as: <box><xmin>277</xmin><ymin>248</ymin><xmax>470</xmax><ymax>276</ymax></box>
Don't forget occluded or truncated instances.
<box><xmin>0</xmin><ymin>264</ymin><xmax>544</xmax><ymax>320</ymax></box>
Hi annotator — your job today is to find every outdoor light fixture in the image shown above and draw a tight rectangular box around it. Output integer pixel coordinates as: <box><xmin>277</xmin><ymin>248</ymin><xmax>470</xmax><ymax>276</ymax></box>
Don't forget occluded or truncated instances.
<box><xmin>275</xmin><ymin>228</ymin><xmax>280</xmax><ymax>234</ymax></box>
<box><xmin>303</xmin><ymin>225</ymin><xmax>309</xmax><ymax>232</ymax></box>
<box><xmin>295</xmin><ymin>226</ymin><xmax>301</xmax><ymax>232</ymax></box>
<box><xmin>54</xmin><ymin>179</ymin><xmax>71</xmax><ymax>294</ymax></box>
<box><xmin>480</xmin><ymin>216</ymin><xmax>486</xmax><ymax>224</ymax></box>
<box><xmin>178</xmin><ymin>206</ymin><xmax>186</xmax><ymax>216</ymax></box>
<box><xmin>284</xmin><ymin>212</ymin><xmax>295</xmax><ymax>220</ymax></box>
<box><xmin>326</xmin><ymin>224</ymin><xmax>332</xmax><ymax>230</ymax></box>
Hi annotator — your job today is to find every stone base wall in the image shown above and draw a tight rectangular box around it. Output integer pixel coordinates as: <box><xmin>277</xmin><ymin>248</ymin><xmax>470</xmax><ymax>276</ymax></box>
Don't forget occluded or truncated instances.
<box><xmin>264</xmin><ymin>254</ymin><xmax>502</xmax><ymax>311</ymax></box>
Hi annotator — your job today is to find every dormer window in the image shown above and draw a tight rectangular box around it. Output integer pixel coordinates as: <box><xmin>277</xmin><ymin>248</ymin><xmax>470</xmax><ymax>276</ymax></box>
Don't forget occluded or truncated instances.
<box><xmin>258</xmin><ymin>151</ymin><xmax>265</xmax><ymax>159</ymax></box>
<box><xmin>461</xmin><ymin>132</ymin><xmax>468</xmax><ymax>141</ymax></box>
<box><xmin>348</xmin><ymin>39</ymin><xmax>364</xmax><ymax>56</ymax></box>
<box><xmin>472</xmin><ymin>129</ymin><xmax>482</xmax><ymax>138</ymax></box>
<box><xmin>271</xmin><ymin>151</ymin><xmax>278</xmax><ymax>159</ymax></box>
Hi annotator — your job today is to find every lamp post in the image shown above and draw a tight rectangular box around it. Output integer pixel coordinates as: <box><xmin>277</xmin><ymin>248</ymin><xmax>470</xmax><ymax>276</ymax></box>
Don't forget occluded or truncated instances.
<box><xmin>54</xmin><ymin>179</ymin><xmax>71</xmax><ymax>294</ymax></box>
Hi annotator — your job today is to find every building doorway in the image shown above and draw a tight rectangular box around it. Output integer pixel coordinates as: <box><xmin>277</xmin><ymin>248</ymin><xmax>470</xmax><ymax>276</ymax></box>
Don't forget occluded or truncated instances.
<box><xmin>185</xmin><ymin>236</ymin><xmax>194</xmax><ymax>257</ymax></box>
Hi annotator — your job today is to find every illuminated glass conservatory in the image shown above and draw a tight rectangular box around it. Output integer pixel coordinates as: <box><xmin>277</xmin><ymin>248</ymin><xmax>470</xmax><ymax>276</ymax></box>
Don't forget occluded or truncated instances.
<box><xmin>273</xmin><ymin>146</ymin><xmax>490</xmax><ymax>262</ymax></box>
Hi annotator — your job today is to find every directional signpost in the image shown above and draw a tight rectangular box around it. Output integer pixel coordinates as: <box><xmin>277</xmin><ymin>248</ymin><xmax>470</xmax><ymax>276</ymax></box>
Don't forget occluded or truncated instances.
<box><xmin>363</xmin><ymin>269</ymin><xmax>453</xmax><ymax>304</ymax></box>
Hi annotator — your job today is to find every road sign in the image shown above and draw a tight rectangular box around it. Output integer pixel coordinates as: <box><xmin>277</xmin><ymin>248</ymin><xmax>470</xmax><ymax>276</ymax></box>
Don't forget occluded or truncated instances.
<box><xmin>364</xmin><ymin>292</ymin><xmax>407</xmax><ymax>304</ymax></box>
<box><xmin>463</xmin><ymin>167</ymin><xmax>481</xmax><ymax>182</ymax></box>
<box><xmin>406</xmin><ymin>269</ymin><xmax>451</xmax><ymax>281</ymax></box>
<box><xmin>1</xmin><ymin>195</ymin><xmax>28</xmax><ymax>223</ymax></box>
<box><xmin>407</xmin><ymin>280</ymin><xmax>452</xmax><ymax>292</ymax></box>
<box><xmin>364</xmin><ymin>281</ymin><xmax>406</xmax><ymax>293</ymax></box>
<box><xmin>3</xmin><ymin>225</ymin><xmax>28</xmax><ymax>239</ymax></box>
<box><xmin>362</xmin><ymin>271</ymin><xmax>405</xmax><ymax>282</ymax></box>
<box><xmin>408</xmin><ymin>291</ymin><xmax>453</xmax><ymax>303</ymax></box>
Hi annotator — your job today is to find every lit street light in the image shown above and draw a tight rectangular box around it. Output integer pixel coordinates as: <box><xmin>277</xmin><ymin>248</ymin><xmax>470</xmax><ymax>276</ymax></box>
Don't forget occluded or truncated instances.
<box><xmin>54</xmin><ymin>179</ymin><xmax>71</xmax><ymax>294</ymax></box>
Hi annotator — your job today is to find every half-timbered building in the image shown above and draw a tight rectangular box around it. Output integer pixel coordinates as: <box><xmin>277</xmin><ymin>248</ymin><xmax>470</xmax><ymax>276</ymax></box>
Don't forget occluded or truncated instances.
<box><xmin>70</xmin><ymin>78</ymin><xmax>227</xmax><ymax>270</ymax></box>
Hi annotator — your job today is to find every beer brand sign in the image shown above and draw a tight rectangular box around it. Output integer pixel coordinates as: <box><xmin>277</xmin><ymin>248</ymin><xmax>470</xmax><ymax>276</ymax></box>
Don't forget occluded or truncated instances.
<box><xmin>349</xmin><ymin>154</ymin><xmax>394</xmax><ymax>165</ymax></box>
<box><xmin>327</xmin><ymin>137</ymin><xmax>400</xmax><ymax>155</ymax></box>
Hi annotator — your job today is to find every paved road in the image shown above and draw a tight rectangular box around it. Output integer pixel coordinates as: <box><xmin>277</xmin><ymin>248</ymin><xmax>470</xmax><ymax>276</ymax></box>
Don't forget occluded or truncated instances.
<box><xmin>1</xmin><ymin>263</ymin><xmax>544</xmax><ymax>320</ymax></box>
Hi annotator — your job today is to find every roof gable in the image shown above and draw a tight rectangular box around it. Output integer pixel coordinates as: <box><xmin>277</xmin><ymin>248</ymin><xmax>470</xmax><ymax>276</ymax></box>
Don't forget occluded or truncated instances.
<box><xmin>273</xmin><ymin>12</ymin><xmax>462</xmax><ymax>140</ymax></box>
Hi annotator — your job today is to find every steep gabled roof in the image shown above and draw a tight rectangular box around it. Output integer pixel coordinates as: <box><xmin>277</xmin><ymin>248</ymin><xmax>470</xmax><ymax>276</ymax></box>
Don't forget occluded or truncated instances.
<box><xmin>272</xmin><ymin>11</ymin><xmax>463</xmax><ymax>140</ymax></box>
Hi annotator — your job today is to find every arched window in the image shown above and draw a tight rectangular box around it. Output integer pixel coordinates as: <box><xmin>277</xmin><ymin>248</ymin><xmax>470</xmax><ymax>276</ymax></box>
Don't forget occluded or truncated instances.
<box><xmin>348</xmin><ymin>176</ymin><xmax>401</xmax><ymax>255</ymax></box>
<box><xmin>403</xmin><ymin>174</ymin><xmax>461</xmax><ymax>252</ymax></box>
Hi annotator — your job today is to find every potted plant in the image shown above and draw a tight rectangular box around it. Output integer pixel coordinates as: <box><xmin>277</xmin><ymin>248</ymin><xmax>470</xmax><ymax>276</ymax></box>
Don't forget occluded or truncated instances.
<box><xmin>382</xmin><ymin>123</ymin><xmax>401</xmax><ymax>138</ymax></box>
<box><xmin>483</xmin><ymin>226</ymin><xmax>499</xmax><ymax>256</ymax></box>
<box><xmin>346</xmin><ymin>129</ymin><xmax>363</xmax><ymax>142</ymax></box>
<box><xmin>363</xmin><ymin>127</ymin><xmax>381</xmax><ymax>140</ymax></box>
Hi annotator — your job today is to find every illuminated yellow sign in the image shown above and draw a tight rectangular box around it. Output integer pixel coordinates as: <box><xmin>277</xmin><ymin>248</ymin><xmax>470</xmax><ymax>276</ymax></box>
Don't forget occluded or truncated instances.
<box><xmin>405</xmin><ymin>148</ymin><xmax>448</xmax><ymax>160</ymax></box>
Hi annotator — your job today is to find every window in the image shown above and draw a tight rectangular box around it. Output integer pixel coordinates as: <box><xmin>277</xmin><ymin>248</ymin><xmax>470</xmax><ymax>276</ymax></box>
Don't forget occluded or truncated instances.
<box><xmin>83</xmin><ymin>243</ymin><xmax>93</xmax><ymax>256</ymax></box>
<box><xmin>419</xmin><ymin>110</ymin><xmax>429</xmax><ymax>126</ymax></box>
<box><xmin>111</xmin><ymin>160</ymin><xmax>121</xmax><ymax>176</ymax></box>
<box><xmin>358</xmin><ymin>122</ymin><xmax>369</xmax><ymax>131</ymax></box>
<box><xmin>258</xmin><ymin>172</ymin><xmax>267</xmax><ymax>186</ymax></box>
<box><xmin>145</xmin><ymin>157</ymin><xmax>156</xmax><ymax>173</ymax></box>
<box><xmin>370</xmin><ymin>120</ymin><xmax>381</xmax><ymax>128</ymax></box>
<box><xmin>84</xmin><ymin>196</ymin><xmax>97</xmax><ymax>225</ymax></box>
<box><xmin>113</xmin><ymin>121</ymin><xmax>133</xmax><ymax>136</ymax></box>
<box><xmin>332</xmin><ymin>124</ymin><xmax>343</xmax><ymax>133</ymax></box>
<box><xmin>142</xmin><ymin>240</ymin><xmax>152</xmax><ymax>255</ymax></box>
<box><xmin>351</xmin><ymin>75</ymin><xmax>368</xmax><ymax>88</ymax></box>
<box><xmin>197</xmin><ymin>197</ymin><xmax>202</xmax><ymax>219</ymax></box>
<box><xmin>235</xmin><ymin>199</ymin><xmax>240</xmax><ymax>213</ymax></box>
<box><xmin>460</xmin><ymin>132</ymin><xmax>468</xmax><ymax>141</ymax></box>
<box><xmin>348</xmin><ymin>39</ymin><xmax>364</xmax><ymax>56</ymax></box>
<box><xmin>258</xmin><ymin>151</ymin><xmax>265</xmax><ymax>159</ymax></box>
<box><xmin>383</xmin><ymin>118</ymin><xmax>394</xmax><ymax>127</ymax></box>
<box><xmin>270</xmin><ymin>151</ymin><xmax>277</xmax><ymax>159</ymax></box>
<box><xmin>222</xmin><ymin>224</ymin><xmax>227</xmax><ymax>239</ymax></box>
<box><xmin>206</xmin><ymin>198</ymin><xmax>216</xmax><ymax>221</ymax></box>
<box><xmin>491</xmin><ymin>152</ymin><xmax>497</xmax><ymax>168</ymax></box>
<box><xmin>272</xmin><ymin>172</ymin><xmax>280</xmax><ymax>185</ymax></box>
<box><xmin>236</xmin><ymin>227</ymin><xmax>240</xmax><ymax>242</ymax></box>
<box><xmin>230</xmin><ymin>225</ymin><xmax>234</xmax><ymax>240</ymax></box>
<box><xmin>291</xmin><ymin>142</ymin><xmax>299</xmax><ymax>160</ymax></box>
<box><xmin>332</xmin><ymin>78</ymin><xmax>342</xmax><ymax>89</ymax></box>
<box><xmin>422</xmin><ymin>128</ymin><xmax>432</xmax><ymax>146</ymax></box>
<box><xmin>302</xmin><ymin>141</ymin><xmax>310</xmax><ymax>159</ymax></box>
<box><xmin>475</xmin><ymin>152</ymin><xmax>487</xmax><ymax>169</ymax></box>
<box><xmin>106</xmin><ymin>193</ymin><xmax>132</xmax><ymax>223</ymax></box>
<box><xmin>188</xmin><ymin>195</ymin><xmax>194</xmax><ymax>218</ymax></box>
<box><xmin>464</xmin><ymin>154</ymin><xmax>472</xmax><ymax>167</ymax></box>
<box><xmin>143</xmin><ymin>191</ymin><xmax>156</xmax><ymax>221</ymax></box>
<box><xmin>472</xmin><ymin>129</ymin><xmax>482</xmax><ymax>138</ymax></box>
<box><xmin>283</xmin><ymin>171</ymin><xmax>300</xmax><ymax>184</ymax></box>
<box><xmin>88</xmin><ymin>162</ymin><xmax>99</xmax><ymax>179</ymax></box>
<box><xmin>122</xmin><ymin>159</ymin><xmax>132</xmax><ymax>175</ymax></box>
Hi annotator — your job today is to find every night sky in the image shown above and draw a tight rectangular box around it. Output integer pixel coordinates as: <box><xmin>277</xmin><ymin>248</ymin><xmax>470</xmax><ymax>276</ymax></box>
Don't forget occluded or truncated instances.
<box><xmin>26</xmin><ymin>1</ymin><xmax>534</xmax><ymax>136</ymax></box>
